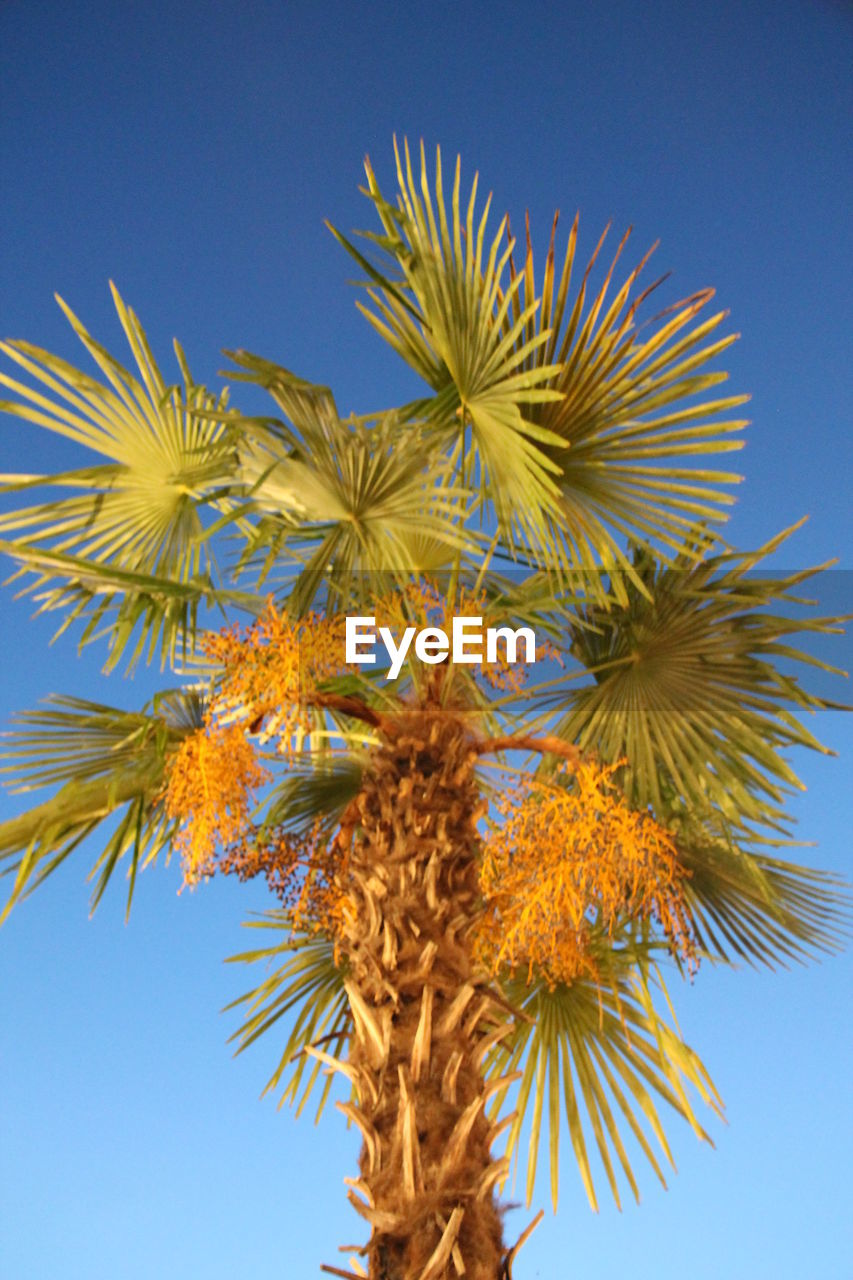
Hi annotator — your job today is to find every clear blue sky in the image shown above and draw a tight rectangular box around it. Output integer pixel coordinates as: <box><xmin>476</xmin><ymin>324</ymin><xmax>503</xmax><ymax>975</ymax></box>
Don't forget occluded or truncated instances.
<box><xmin>1</xmin><ymin>1</ymin><xmax>851</xmax><ymax>1276</ymax></box>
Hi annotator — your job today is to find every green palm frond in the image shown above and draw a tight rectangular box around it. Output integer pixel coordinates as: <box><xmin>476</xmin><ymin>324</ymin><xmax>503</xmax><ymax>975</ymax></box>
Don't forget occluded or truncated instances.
<box><xmin>331</xmin><ymin>139</ymin><xmax>747</xmax><ymax>574</ymax></box>
<box><xmin>0</xmin><ymin>285</ymin><xmax>249</xmax><ymax>661</ymax></box>
<box><xmin>226</xmin><ymin>913</ymin><xmax>350</xmax><ymax>1120</ymax></box>
<box><xmin>674</xmin><ymin>819</ymin><xmax>851</xmax><ymax>967</ymax></box>
<box><xmin>0</xmin><ymin>691</ymin><xmax>203</xmax><ymax>919</ymax></box>
<box><xmin>502</xmin><ymin>213</ymin><xmax>748</xmax><ymax>571</ymax></box>
<box><xmin>261</xmin><ymin>756</ymin><xmax>364</xmax><ymax>833</ymax></box>
<box><xmin>0</xmin><ymin>539</ymin><xmax>264</xmax><ymax>670</ymax></box>
<box><xmin>328</xmin><ymin>139</ymin><xmax>568</xmax><ymax>550</ymax></box>
<box><xmin>551</xmin><ymin>528</ymin><xmax>848</xmax><ymax>833</ymax></box>
<box><xmin>485</xmin><ymin>937</ymin><xmax>723</xmax><ymax>1213</ymax></box>
<box><xmin>220</xmin><ymin>351</ymin><xmax>475</xmax><ymax>610</ymax></box>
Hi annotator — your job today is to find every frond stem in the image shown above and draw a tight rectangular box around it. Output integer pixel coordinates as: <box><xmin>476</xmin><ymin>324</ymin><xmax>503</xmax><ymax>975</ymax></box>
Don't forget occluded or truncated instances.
<box><xmin>474</xmin><ymin>732</ymin><xmax>580</xmax><ymax>767</ymax></box>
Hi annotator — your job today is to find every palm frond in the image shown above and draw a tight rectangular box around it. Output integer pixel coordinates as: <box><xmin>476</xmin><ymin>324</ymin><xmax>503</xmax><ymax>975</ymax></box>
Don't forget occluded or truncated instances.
<box><xmin>0</xmin><ymin>691</ymin><xmax>203</xmax><ymax>919</ymax></box>
<box><xmin>331</xmin><ymin>140</ymin><xmax>748</xmax><ymax>574</ymax></box>
<box><xmin>551</xmin><ymin>530</ymin><xmax>848</xmax><ymax>834</ymax></box>
<box><xmin>0</xmin><ymin>539</ymin><xmax>264</xmax><ymax>670</ymax></box>
<box><xmin>673</xmin><ymin>819</ymin><xmax>851</xmax><ymax>967</ymax></box>
<box><xmin>329</xmin><ymin>139</ymin><xmax>568</xmax><ymax>552</ymax></box>
<box><xmin>0</xmin><ymin>285</ymin><xmax>250</xmax><ymax>661</ymax></box>
<box><xmin>261</xmin><ymin>756</ymin><xmax>364</xmax><ymax>832</ymax></box>
<box><xmin>220</xmin><ymin>352</ymin><xmax>475</xmax><ymax>610</ymax></box>
<box><xmin>485</xmin><ymin>936</ymin><xmax>723</xmax><ymax>1212</ymax></box>
<box><xmin>225</xmin><ymin>912</ymin><xmax>350</xmax><ymax>1119</ymax></box>
<box><xmin>502</xmin><ymin>213</ymin><xmax>748</xmax><ymax>572</ymax></box>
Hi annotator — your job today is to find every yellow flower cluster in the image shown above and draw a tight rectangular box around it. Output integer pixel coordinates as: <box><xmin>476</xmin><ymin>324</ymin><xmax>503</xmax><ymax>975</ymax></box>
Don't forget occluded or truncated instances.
<box><xmin>162</xmin><ymin>602</ymin><xmax>347</xmax><ymax>885</ymax></box>
<box><xmin>163</xmin><ymin>724</ymin><xmax>270</xmax><ymax>884</ymax></box>
<box><xmin>203</xmin><ymin>602</ymin><xmax>349</xmax><ymax>756</ymax></box>
<box><xmin>476</xmin><ymin>761</ymin><xmax>695</xmax><ymax>986</ymax></box>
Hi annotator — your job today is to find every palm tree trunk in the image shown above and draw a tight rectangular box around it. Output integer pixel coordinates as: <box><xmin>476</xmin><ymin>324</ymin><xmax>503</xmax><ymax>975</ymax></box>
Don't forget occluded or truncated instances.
<box><xmin>337</xmin><ymin>707</ymin><xmax>509</xmax><ymax>1279</ymax></box>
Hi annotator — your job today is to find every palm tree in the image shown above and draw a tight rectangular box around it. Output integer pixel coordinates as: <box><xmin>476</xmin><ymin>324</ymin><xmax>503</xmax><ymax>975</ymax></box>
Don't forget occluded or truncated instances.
<box><xmin>0</xmin><ymin>141</ymin><xmax>847</xmax><ymax>1279</ymax></box>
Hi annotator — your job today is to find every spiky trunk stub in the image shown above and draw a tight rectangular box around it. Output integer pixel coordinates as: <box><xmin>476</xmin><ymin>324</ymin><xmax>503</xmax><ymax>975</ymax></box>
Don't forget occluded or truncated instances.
<box><xmin>336</xmin><ymin>707</ymin><xmax>510</xmax><ymax>1279</ymax></box>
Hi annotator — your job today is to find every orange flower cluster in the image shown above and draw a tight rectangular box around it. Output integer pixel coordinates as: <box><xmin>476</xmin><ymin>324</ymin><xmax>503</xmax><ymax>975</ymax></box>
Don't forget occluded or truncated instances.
<box><xmin>475</xmin><ymin>762</ymin><xmax>695</xmax><ymax>986</ymax></box>
<box><xmin>164</xmin><ymin>724</ymin><xmax>271</xmax><ymax>884</ymax></box>
<box><xmin>203</xmin><ymin>602</ymin><xmax>350</xmax><ymax>755</ymax></box>
<box><xmin>162</xmin><ymin>602</ymin><xmax>354</xmax><ymax>888</ymax></box>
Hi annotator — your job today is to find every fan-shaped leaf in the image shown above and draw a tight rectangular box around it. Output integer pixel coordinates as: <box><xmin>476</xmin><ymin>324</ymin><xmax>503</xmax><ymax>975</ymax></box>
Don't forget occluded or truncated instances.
<box><xmin>329</xmin><ymin>139</ymin><xmax>567</xmax><ymax>550</ymax></box>
<box><xmin>0</xmin><ymin>691</ymin><xmax>203</xmax><ymax>918</ymax></box>
<box><xmin>485</xmin><ymin>938</ymin><xmax>723</xmax><ymax>1212</ymax></box>
<box><xmin>552</xmin><ymin>531</ymin><xmax>847</xmax><ymax>833</ymax></box>
<box><xmin>0</xmin><ymin>286</ymin><xmax>247</xmax><ymax>661</ymax></box>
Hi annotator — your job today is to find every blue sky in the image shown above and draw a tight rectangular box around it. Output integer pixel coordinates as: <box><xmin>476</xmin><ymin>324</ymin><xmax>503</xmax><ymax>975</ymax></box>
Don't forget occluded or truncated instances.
<box><xmin>1</xmin><ymin>1</ymin><xmax>851</xmax><ymax>1276</ymax></box>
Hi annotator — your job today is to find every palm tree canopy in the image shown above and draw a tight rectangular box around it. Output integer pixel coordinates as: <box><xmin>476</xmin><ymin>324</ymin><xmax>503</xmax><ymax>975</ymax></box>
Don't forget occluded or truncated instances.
<box><xmin>0</xmin><ymin>141</ymin><xmax>848</xmax><ymax>1219</ymax></box>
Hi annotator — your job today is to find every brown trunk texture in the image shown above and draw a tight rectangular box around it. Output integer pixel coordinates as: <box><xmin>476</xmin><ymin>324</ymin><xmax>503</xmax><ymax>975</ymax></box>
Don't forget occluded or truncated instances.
<box><xmin>336</xmin><ymin>707</ymin><xmax>510</xmax><ymax>1279</ymax></box>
